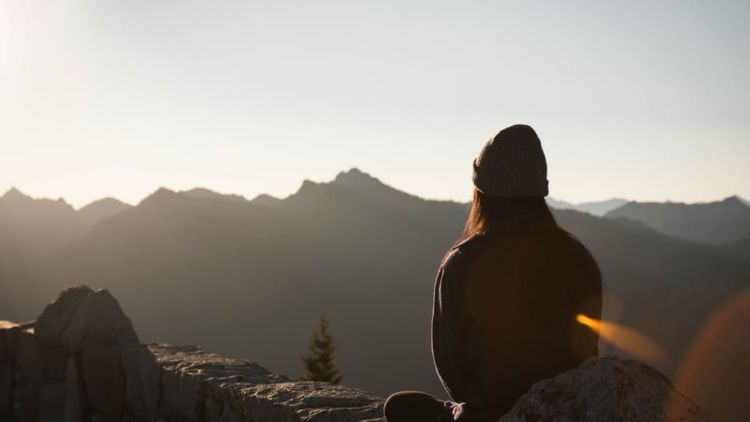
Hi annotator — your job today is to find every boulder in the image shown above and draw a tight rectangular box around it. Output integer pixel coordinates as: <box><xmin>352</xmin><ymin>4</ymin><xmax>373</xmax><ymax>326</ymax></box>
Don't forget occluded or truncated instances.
<box><xmin>64</xmin><ymin>355</ymin><xmax>83</xmax><ymax>422</ymax></box>
<box><xmin>35</xmin><ymin>286</ymin><xmax>93</xmax><ymax>347</ymax></box>
<box><xmin>82</xmin><ymin>347</ymin><xmax>126</xmax><ymax>418</ymax></box>
<box><xmin>0</xmin><ymin>322</ymin><xmax>17</xmax><ymax>418</ymax></box>
<box><xmin>152</xmin><ymin>344</ymin><xmax>276</xmax><ymax>422</ymax></box>
<box><xmin>62</xmin><ymin>289</ymin><xmax>139</xmax><ymax>352</ymax></box>
<box><xmin>40</xmin><ymin>345</ymin><xmax>69</xmax><ymax>380</ymax></box>
<box><xmin>241</xmin><ymin>381</ymin><xmax>384</xmax><ymax>422</ymax></box>
<box><xmin>12</xmin><ymin>327</ymin><xmax>43</xmax><ymax>421</ymax></box>
<box><xmin>38</xmin><ymin>381</ymin><xmax>66</xmax><ymax>422</ymax></box>
<box><xmin>500</xmin><ymin>356</ymin><xmax>709</xmax><ymax>422</ymax></box>
<box><xmin>122</xmin><ymin>345</ymin><xmax>162</xmax><ymax>421</ymax></box>
<box><xmin>0</xmin><ymin>321</ymin><xmax>16</xmax><ymax>364</ymax></box>
<box><xmin>0</xmin><ymin>363</ymin><xmax>11</xmax><ymax>418</ymax></box>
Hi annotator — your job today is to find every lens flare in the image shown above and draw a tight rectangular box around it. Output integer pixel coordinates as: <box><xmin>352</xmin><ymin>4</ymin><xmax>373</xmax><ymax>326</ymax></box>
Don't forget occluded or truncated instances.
<box><xmin>576</xmin><ymin>314</ymin><xmax>668</xmax><ymax>364</ymax></box>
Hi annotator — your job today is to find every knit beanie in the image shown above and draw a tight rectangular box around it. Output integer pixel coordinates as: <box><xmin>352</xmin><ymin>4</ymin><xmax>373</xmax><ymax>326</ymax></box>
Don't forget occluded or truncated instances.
<box><xmin>472</xmin><ymin>124</ymin><xmax>549</xmax><ymax>197</ymax></box>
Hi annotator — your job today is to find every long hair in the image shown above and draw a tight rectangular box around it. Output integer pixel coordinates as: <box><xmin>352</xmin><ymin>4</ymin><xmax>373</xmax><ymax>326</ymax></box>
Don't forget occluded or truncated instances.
<box><xmin>454</xmin><ymin>189</ymin><xmax>557</xmax><ymax>247</ymax></box>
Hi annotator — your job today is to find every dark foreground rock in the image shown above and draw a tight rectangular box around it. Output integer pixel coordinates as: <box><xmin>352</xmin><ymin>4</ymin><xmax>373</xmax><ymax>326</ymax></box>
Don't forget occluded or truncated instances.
<box><xmin>1</xmin><ymin>287</ymin><xmax>385</xmax><ymax>422</ymax></box>
<box><xmin>500</xmin><ymin>356</ymin><xmax>709</xmax><ymax>422</ymax></box>
<box><xmin>2</xmin><ymin>287</ymin><xmax>709</xmax><ymax>421</ymax></box>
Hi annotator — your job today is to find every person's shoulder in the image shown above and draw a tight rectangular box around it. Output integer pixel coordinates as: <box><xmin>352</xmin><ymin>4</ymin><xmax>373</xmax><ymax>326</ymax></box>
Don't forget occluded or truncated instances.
<box><xmin>557</xmin><ymin>229</ymin><xmax>592</xmax><ymax>255</ymax></box>
<box><xmin>440</xmin><ymin>232</ymin><xmax>490</xmax><ymax>270</ymax></box>
<box><xmin>553</xmin><ymin>229</ymin><xmax>601</xmax><ymax>274</ymax></box>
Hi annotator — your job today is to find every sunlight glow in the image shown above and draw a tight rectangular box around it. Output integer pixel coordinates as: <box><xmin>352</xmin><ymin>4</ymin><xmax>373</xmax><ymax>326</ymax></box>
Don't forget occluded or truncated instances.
<box><xmin>576</xmin><ymin>314</ymin><xmax>668</xmax><ymax>364</ymax></box>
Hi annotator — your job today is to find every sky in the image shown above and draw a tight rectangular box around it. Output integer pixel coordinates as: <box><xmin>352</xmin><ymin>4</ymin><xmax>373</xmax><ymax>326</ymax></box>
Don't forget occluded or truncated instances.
<box><xmin>1</xmin><ymin>0</ymin><xmax>749</xmax><ymax>208</ymax></box>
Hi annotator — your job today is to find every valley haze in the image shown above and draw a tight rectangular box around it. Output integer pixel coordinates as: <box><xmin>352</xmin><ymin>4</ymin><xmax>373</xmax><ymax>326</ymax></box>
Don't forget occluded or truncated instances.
<box><xmin>1</xmin><ymin>168</ymin><xmax>748</xmax><ymax>401</ymax></box>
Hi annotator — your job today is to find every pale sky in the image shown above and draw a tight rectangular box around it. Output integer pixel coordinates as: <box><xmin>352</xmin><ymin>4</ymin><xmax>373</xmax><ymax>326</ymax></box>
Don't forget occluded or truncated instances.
<box><xmin>2</xmin><ymin>0</ymin><xmax>749</xmax><ymax>208</ymax></box>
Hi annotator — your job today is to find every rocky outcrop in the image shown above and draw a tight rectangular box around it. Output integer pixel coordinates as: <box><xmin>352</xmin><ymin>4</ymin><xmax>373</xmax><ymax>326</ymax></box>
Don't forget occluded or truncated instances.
<box><xmin>500</xmin><ymin>357</ymin><xmax>709</xmax><ymax>422</ymax></box>
<box><xmin>1</xmin><ymin>287</ymin><xmax>709</xmax><ymax>421</ymax></box>
<box><xmin>0</xmin><ymin>287</ymin><xmax>384</xmax><ymax>422</ymax></box>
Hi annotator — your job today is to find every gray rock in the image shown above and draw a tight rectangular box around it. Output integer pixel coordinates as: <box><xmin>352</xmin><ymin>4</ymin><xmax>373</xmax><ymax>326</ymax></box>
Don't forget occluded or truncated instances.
<box><xmin>0</xmin><ymin>322</ymin><xmax>16</xmax><ymax>418</ymax></box>
<box><xmin>38</xmin><ymin>381</ymin><xmax>66</xmax><ymax>422</ymax></box>
<box><xmin>40</xmin><ymin>345</ymin><xmax>69</xmax><ymax>380</ymax></box>
<box><xmin>82</xmin><ymin>347</ymin><xmax>126</xmax><ymax>418</ymax></box>
<box><xmin>12</xmin><ymin>327</ymin><xmax>43</xmax><ymax>421</ymax></box>
<box><xmin>121</xmin><ymin>345</ymin><xmax>161</xmax><ymax>421</ymax></box>
<box><xmin>0</xmin><ymin>321</ymin><xmax>17</xmax><ymax>364</ymax></box>
<box><xmin>62</xmin><ymin>289</ymin><xmax>139</xmax><ymax>352</ymax></box>
<box><xmin>64</xmin><ymin>355</ymin><xmax>83</xmax><ymax>422</ymax></box>
<box><xmin>145</xmin><ymin>343</ymin><xmax>386</xmax><ymax>422</ymax></box>
<box><xmin>0</xmin><ymin>364</ymin><xmax>11</xmax><ymax>418</ymax></box>
<box><xmin>151</xmin><ymin>343</ymin><xmax>276</xmax><ymax>422</ymax></box>
<box><xmin>35</xmin><ymin>286</ymin><xmax>93</xmax><ymax>347</ymax></box>
<box><xmin>241</xmin><ymin>381</ymin><xmax>384</xmax><ymax>422</ymax></box>
<box><xmin>500</xmin><ymin>356</ymin><xmax>709</xmax><ymax>422</ymax></box>
<box><xmin>302</xmin><ymin>402</ymin><xmax>384</xmax><ymax>422</ymax></box>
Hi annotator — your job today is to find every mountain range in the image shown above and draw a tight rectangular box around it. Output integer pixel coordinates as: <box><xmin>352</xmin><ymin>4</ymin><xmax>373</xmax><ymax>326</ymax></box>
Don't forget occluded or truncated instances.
<box><xmin>1</xmin><ymin>168</ymin><xmax>748</xmax><ymax>399</ymax></box>
<box><xmin>546</xmin><ymin>197</ymin><xmax>628</xmax><ymax>216</ymax></box>
<box><xmin>606</xmin><ymin>197</ymin><xmax>750</xmax><ymax>245</ymax></box>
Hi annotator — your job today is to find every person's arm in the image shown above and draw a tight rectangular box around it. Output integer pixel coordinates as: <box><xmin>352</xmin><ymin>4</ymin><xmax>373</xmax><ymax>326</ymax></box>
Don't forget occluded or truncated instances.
<box><xmin>431</xmin><ymin>250</ymin><xmax>472</xmax><ymax>403</ymax></box>
<box><xmin>567</xmin><ymin>239</ymin><xmax>603</xmax><ymax>357</ymax></box>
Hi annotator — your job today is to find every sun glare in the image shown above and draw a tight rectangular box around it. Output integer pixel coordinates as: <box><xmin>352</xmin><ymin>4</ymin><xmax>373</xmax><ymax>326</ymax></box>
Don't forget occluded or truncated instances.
<box><xmin>576</xmin><ymin>313</ymin><xmax>669</xmax><ymax>364</ymax></box>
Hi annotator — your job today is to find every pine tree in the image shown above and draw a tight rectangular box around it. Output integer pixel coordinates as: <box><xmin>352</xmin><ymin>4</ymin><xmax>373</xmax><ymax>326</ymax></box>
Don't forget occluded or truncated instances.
<box><xmin>300</xmin><ymin>313</ymin><xmax>342</xmax><ymax>384</ymax></box>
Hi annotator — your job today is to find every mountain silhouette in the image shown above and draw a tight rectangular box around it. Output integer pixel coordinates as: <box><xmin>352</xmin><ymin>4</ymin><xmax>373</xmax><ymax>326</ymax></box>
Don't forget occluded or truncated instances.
<box><xmin>78</xmin><ymin>197</ymin><xmax>132</xmax><ymax>229</ymax></box>
<box><xmin>721</xmin><ymin>237</ymin><xmax>750</xmax><ymax>261</ymax></box>
<box><xmin>0</xmin><ymin>170</ymin><xmax>747</xmax><ymax>398</ymax></box>
<box><xmin>605</xmin><ymin>196</ymin><xmax>750</xmax><ymax>245</ymax></box>
<box><xmin>547</xmin><ymin>197</ymin><xmax>628</xmax><ymax>216</ymax></box>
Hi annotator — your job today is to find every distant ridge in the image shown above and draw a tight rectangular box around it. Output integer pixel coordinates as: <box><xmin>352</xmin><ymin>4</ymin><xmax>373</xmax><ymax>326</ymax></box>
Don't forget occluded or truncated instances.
<box><xmin>2</xmin><ymin>187</ymin><xmax>32</xmax><ymax>202</ymax></box>
<box><xmin>547</xmin><ymin>197</ymin><xmax>628</xmax><ymax>217</ymax></box>
<box><xmin>182</xmin><ymin>188</ymin><xmax>247</xmax><ymax>203</ymax></box>
<box><xmin>250</xmin><ymin>193</ymin><xmax>282</xmax><ymax>207</ymax></box>
<box><xmin>606</xmin><ymin>196</ymin><xmax>750</xmax><ymax>245</ymax></box>
<box><xmin>1</xmin><ymin>170</ymin><xmax>747</xmax><ymax>398</ymax></box>
<box><xmin>332</xmin><ymin>168</ymin><xmax>391</xmax><ymax>191</ymax></box>
<box><xmin>78</xmin><ymin>198</ymin><xmax>132</xmax><ymax>228</ymax></box>
<box><xmin>721</xmin><ymin>237</ymin><xmax>750</xmax><ymax>261</ymax></box>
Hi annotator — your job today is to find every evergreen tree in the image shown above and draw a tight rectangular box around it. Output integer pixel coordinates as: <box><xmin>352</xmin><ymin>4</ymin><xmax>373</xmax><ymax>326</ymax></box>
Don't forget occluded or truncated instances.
<box><xmin>300</xmin><ymin>313</ymin><xmax>342</xmax><ymax>384</ymax></box>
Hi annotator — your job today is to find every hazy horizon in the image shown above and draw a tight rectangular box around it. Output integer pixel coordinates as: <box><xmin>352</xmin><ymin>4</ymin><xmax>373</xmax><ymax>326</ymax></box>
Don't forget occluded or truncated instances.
<box><xmin>2</xmin><ymin>167</ymin><xmax>748</xmax><ymax>210</ymax></box>
<box><xmin>3</xmin><ymin>1</ymin><xmax>749</xmax><ymax>208</ymax></box>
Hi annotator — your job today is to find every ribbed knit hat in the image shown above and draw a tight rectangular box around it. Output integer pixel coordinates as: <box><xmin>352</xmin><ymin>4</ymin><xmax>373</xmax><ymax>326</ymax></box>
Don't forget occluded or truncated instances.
<box><xmin>472</xmin><ymin>124</ymin><xmax>549</xmax><ymax>197</ymax></box>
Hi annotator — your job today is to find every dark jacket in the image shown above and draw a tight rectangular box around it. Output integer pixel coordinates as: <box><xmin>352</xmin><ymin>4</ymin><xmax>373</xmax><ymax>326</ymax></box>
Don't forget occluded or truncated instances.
<box><xmin>431</xmin><ymin>223</ymin><xmax>602</xmax><ymax>420</ymax></box>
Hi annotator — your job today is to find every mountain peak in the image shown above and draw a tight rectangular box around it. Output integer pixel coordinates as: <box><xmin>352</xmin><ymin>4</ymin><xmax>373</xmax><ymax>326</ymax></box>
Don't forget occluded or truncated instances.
<box><xmin>182</xmin><ymin>188</ymin><xmax>247</xmax><ymax>203</ymax></box>
<box><xmin>250</xmin><ymin>193</ymin><xmax>281</xmax><ymax>207</ymax></box>
<box><xmin>332</xmin><ymin>168</ymin><xmax>389</xmax><ymax>192</ymax></box>
<box><xmin>80</xmin><ymin>197</ymin><xmax>129</xmax><ymax>209</ymax></box>
<box><xmin>2</xmin><ymin>187</ymin><xmax>32</xmax><ymax>202</ymax></box>
<box><xmin>723</xmin><ymin>195</ymin><xmax>748</xmax><ymax>207</ymax></box>
<box><xmin>138</xmin><ymin>188</ymin><xmax>178</xmax><ymax>207</ymax></box>
<box><xmin>78</xmin><ymin>198</ymin><xmax>132</xmax><ymax>226</ymax></box>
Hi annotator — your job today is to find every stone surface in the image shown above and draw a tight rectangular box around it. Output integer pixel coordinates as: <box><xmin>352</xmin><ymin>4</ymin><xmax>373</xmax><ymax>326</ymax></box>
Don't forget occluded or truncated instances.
<box><xmin>122</xmin><ymin>345</ymin><xmax>162</xmax><ymax>421</ymax></box>
<box><xmin>3</xmin><ymin>288</ymin><xmax>714</xmax><ymax>422</ymax></box>
<box><xmin>62</xmin><ymin>289</ymin><xmax>139</xmax><ymax>352</ymax></box>
<box><xmin>40</xmin><ymin>345</ymin><xmax>69</xmax><ymax>380</ymax></box>
<box><xmin>0</xmin><ymin>364</ymin><xmax>11</xmax><ymax>418</ymax></box>
<box><xmin>13</xmin><ymin>327</ymin><xmax>43</xmax><ymax>421</ymax></box>
<box><xmin>0</xmin><ymin>321</ymin><xmax>17</xmax><ymax>364</ymax></box>
<box><xmin>64</xmin><ymin>355</ymin><xmax>83</xmax><ymax>422</ymax></box>
<box><xmin>35</xmin><ymin>286</ymin><xmax>93</xmax><ymax>347</ymax></box>
<box><xmin>38</xmin><ymin>381</ymin><xmax>66</xmax><ymax>422</ymax></box>
<box><xmin>500</xmin><ymin>356</ymin><xmax>709</xmax><ymax>422</ymax></box>
<box><xmin>0</xmin><ymin>323</ymin><xmax>14</xmax><ymax>417</ymax></box>
<box><xmin>83</xmin><ymin>347</ymin><xmax>127</xmax><ymax>418</ymax></box>
<box><xmin>152</xmin><ymin>344</ymin><xmax>278</xmax><ymax>422</ymax></box>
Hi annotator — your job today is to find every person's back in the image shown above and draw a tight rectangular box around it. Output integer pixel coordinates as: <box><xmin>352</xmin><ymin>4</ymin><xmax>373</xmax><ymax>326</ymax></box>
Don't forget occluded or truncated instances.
<box><xmin>384</xmin><ymin>124</ymin><xmax>603</xmax><ymax>422</ymax></box>
<box><xmin>434</xmin><ymin>214</ymin><xmax>602</xmax><ymax>420</ymax></box>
